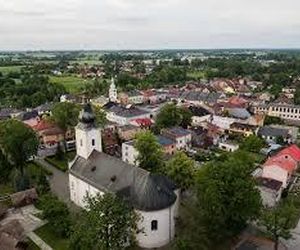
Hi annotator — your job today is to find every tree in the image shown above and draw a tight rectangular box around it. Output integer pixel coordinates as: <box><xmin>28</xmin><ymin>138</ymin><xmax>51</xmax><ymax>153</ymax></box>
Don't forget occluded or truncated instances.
<box><xmin>0</xmin><ymin>150</ymin><xmax>12</xmax><ymax>182</ymax></box>
<box><xmin>51</xmin><ymin>102</ymin><xmax>80</xmax><ymax>141</ymax></box>
<box><xmin>93</xmin><ymin>105</ymin><xmax>108</xmax><ymax>128</ymax></box>
<box><xmin>163</xmin><ymin>152</ymin><xmax>196</xmax><ymax>190</ymax></box>
<box><xmin>240</xmin><ymin>135</ymin><xmax>265</xmax><ymax>153</ymax></box>
<box><xmin>155</xmin><ymin>103</ymin><xmax>192</xmax><ymax>130</ymax></box>
<box><xmin>0</xmin><ymin>119</ymin><xmax>39</xmax><ymax>177</ymax></box>
<box><xmin>195</xmin><ymin>150</ymin><xmax>261</xmax><ymax>242</ymax></box>
<box><xmin>38</xmin><ymin>194</ymin><xmax>71</xmax><ymax>237</ymax></box>
<box><xmin>70</xmin><ymin>193</ymin><xmax>138</xmax><ymax>250</ymax></box>
<box><xmin>259</xmin><ymin>202</ymin><xmax>296</xmax><ymax>250</ymax></box>
<box><xmin>134</xmin><ymin>131</ymin><xmax>164</xmax><ymax>172</ymax></box>
<box><xmin>294</xmin><ymin>87</ymin><xmax>300</xmax><ymax>105</ymax></box>
<box><xmin>264</xmin><ymin>116</ymin><xmax>283</xmax><ymax>126</ymax></box>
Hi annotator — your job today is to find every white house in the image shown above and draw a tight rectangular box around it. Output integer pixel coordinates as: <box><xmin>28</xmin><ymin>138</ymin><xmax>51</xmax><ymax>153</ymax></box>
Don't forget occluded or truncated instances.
<box><xmin>122</xmin><ymin>140</ymin><xmax>139</xmax><ymax>165</ymax></box>
<box><xmin>69</xmin><ymin>104</ymin><xmax>179</xmax><ymax>249</ymax></box>
<box><xmin>106</xmin><ymin>105</ymin><xmax>151</xmax><ymax>126</ymax></box>
<box><xmin>162</xmin><ymin>127</ymin><xmax>192</xmax><ymax>150</ymax></box>
<box><xmin>218</xmin><ymin>141</ymin><xmax>239</xmax><ymax>152</ymax></box>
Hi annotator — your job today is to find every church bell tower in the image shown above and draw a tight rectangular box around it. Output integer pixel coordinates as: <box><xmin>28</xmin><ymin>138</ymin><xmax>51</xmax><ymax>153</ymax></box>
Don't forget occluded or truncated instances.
<box><xmin>75</xmin><ymin>104</ymin><xmax>102</xmax><ymax>159</ymax></box>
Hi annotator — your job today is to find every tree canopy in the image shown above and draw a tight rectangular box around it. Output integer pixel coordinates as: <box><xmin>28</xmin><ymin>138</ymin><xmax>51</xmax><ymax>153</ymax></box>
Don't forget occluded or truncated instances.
<box><xmin>51</xmin><ymin>102</ymin><xmax>80</xmax><ymax>133</ymax></box>
<box><xmin>0</xmin><ymin>119</ymin><xmax>39</xmax><ymax>175</ymax></box>
<box><xmin>163</xmin><ymin>151</ymin><xmax>196</xmax><ymax>190</ymax></box>
<box><xmin>195</xmin><ymin>150</ymin><xmax>261</xmax><ymax>242</ymax></box>
<box><xmin>134</xmin><ymin>131</ymin><xmax>164</xmax><ymax>172</ymax></box>
<box><xmin>240</xmin><ymin>135</ymin><xmax>265</xmax><ymax>153</ymax></box>
<box><xmin>155</xmin><ymin>103</ymin><xmax>192</xmax><ymax>130</ymax></box>
<box><xmin>70</xmin><ymin>193</ymin><xmax>138</xmax><ymax>250</ymax></box>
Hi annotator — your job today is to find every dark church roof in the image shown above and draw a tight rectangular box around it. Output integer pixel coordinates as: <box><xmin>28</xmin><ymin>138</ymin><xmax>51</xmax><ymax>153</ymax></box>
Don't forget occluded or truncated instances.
<box><xmin>80</xmin><ymin>103</ymin><xmax>96</xmax><ymax>124</ymax></box>
<box><xmin>70</xmin><ymin>150</ymin><xmax>177</xmax><ymax>211</ymax></box>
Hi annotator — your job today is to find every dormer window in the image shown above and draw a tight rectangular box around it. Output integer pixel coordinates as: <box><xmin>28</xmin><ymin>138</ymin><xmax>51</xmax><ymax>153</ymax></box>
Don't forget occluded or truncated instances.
<box><xmin>151</xmin><ymin>220</ymin><xmax>158</xmax><ymax>231</ymax></box>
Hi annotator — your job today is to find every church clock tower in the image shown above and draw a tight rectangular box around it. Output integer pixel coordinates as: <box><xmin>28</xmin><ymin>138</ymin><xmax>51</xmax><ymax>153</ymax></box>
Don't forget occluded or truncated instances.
<box><xmin>75</xmin><ymin>104</ymin><xmax>102</xmax><ymax>159</ymax></box>
<box><xmin>109</xmin><ymin>77</ymin><xmax>118</xmax><ymax>102</ymax></box>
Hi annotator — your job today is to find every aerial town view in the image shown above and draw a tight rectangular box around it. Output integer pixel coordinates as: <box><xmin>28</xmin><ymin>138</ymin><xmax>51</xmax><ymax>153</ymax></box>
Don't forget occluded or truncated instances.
<box><xmin>1</xmin><ymin>1</ymin><xmax>300</xmax><ymax>250</ymax></box>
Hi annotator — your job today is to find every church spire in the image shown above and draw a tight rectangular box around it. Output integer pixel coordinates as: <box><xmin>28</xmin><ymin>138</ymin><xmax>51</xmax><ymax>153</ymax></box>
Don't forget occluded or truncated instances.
<box><xmin>109</xmin><ymin>76</ymin><xmax>118</xmax><ymax>102</ymax></box>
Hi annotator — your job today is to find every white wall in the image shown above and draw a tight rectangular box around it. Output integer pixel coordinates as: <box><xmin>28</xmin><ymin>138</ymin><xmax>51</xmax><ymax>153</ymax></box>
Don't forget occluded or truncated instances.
<box><xmin>175</xmin><ymin>134</ymin><xmax>192</xmax><ymax>150</ymax></box>
<box><xmin>136</xmin><ymin>202</ymin><xmax>176</xmax><ymax>249</ymax></box>
<box><xmin>69</xmin><ymin>174</ymin><xmax>103</xmax><ymax>208</ymax></box>
<box><xmin>122</xmin><ymin>142</ymin><xmax>139</xmax><ymax>166</ymax></box>
<box><xmin>262</xmin><ymin>165</ymin><xmax>289</xmax><ymax>188</ymax></box>
<box><xmin>75</xmin><ymin>127</ymin><xmax>102</xmax><ymax>159</ymax></box>
<box><xmin>191</xmin><ymin>114</ymin><xmax>211</xmax><ymax>126</ymax></box>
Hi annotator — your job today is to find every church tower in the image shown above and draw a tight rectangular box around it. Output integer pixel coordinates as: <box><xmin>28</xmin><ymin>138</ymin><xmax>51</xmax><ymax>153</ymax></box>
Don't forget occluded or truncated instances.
<box><xmin>75</xmin><ymin>104</ymin><xmax>102</xmax><ymax>159</ymax></box>
<box><xmin>109</xmin><ymin>77</ymin><xmax>118</xmax><ymax>102</ymax></box>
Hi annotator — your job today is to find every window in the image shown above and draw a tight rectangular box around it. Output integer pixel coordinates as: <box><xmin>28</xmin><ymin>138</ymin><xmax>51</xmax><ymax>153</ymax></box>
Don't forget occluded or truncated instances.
<box><xmin>92</xmin><ymin>139</ymin><xmax>95</xmax><ymax>146</ymax></box>
<box><xmin>80</xmin><ymin>139</ymin><xmax>83</xmax><ymax>147</ymax></box>
<box><xmin>151</xmin><ymin>220</ymin><xmax>158</xmax><ymax>231</ymax></box>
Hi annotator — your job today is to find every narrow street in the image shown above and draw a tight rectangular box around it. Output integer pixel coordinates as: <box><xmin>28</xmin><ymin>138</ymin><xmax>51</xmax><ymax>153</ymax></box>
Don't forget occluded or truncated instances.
<box><xmin>34</xmin><ymin>158</ymin><xmax>72</xmax><ymax>207</ymax></box>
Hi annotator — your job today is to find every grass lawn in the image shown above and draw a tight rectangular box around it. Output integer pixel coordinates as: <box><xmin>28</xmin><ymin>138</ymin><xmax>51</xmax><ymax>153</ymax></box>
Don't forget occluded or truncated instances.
<box><xmin>26</xmin><ymin>238</ymin><xmax>40</xmax><ymax>250</ymax></box>
<box><xmin>0</xmin><ymin>65</ymin><xmax>24</xmax><ymax>74</ymax></box>
<box><xmin>187</xmin><ymin>70</ymin><xmax>206</xmax><ymax>79</ymax></box>
<box><xmin>45</xmin><ymin>151</ymin><xmax>76</xmax><ymax>172</ymax></box>
<box><xmin>35</xmin><ymin>224</ymin><xmax>70</xmax><ymax>250</ymax></box>
<box><xmin>0</xmin><ymin>183</ymin><xmax>14</xmax><ymax>196</ymax></box>
<box><xmin>49</xmin><ymin>75</ymin><xmax>92</xmax><ymax>94</ymax></box>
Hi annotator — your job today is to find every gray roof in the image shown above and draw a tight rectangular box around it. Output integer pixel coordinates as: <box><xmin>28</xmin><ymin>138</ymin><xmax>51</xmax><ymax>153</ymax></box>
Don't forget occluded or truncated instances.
<box><xmin>108</xmin><ymin>105</ymin><xmax>149</xmax><ymax>118</ymax></box>
<box><xmin>228</xmin><ymin>108</ymin><xmax>251</xmax><ymax>119</ymax></box>
<box><xmin>70</xmin><ymin>150</ymin><xmax>177</xmax><ymax>211</ymax></box>
<box><xmin>156</xmin><ymin>135</ymin><xmax>175</xmax><ymax>146</ymax></box>
<box><xmin>180</xmin><ymin>91</ymin><xmax>221</xmax><ymax>103</ymax></box>
<box><xmin>257</xmin><ymin>126</ymin><xmax>289</xmax><ymax>138</ymax></box>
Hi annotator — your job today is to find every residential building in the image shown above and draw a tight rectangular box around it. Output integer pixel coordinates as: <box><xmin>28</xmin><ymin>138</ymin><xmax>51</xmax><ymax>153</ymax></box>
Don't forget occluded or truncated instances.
<box><xmin>105</xmin><ymin>105</ymin><xmax>151</xmax><ymax>126</ymax></box>
<box><xmin>253</xmin><ymin>103</ymin><xmax>300</xmax><ymax>121</ymax></box>
<box><xmin>118</xmin><ymin>124</ymin><xmax>142</xmax><ymax>141</ymax></box>
<box><xmin>257</xmin><ymin>177</ymin><xmax>283</xmax><ymax>208</ymax></box>
<box><xmin>229</xmin><ymin>122</ymin><xmax>256</xmax><ymax>137</ymax></box>
<box><xmin>122</xmin><ymin>135</ymin><xmax>176</xmax><ymax>166</ymax></box>
<box><xmin>257</xmin><ymin>126</ymin><xmax>290</xmax><ymax>143</ymax></box>
<box><xmin>17</xmin><ymin>110</ymin><xmax>40</xmax><ymax>127</ymax></box>
<box><xmin>162</xmin><ymin>127</ymin><xmax>192</xmax><ymax>150</ymax></box>
<box><xmin>262</xmin><ymin>144</ymin><xmax>300</xmax><ymax>188</ymax></box>
<box><xmin>218</xmin><ymin>140</ymin><xmax>239</xmax><ymax>152</ymax></box>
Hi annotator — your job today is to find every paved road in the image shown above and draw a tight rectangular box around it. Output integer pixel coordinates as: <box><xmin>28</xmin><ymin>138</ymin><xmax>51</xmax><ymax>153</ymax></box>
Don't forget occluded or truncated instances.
<box><xmin>35</xmin><ymin>158</ymin><xmax>70</xmax><ymax>203</ymax></box>
<box><xmin>34</xmin><ymin>158</ymin><xmax>80</xmax><ymax>212</ymax></box>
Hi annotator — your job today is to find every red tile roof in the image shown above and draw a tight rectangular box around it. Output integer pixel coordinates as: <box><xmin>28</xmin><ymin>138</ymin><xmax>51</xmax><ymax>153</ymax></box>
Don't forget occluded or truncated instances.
<box><xmin>133</xmin><ymin>118</ymin><xmax>152</xmax><ymax>127</ymax></box>
<box><xmin>276</xmin><ymin>144</ymin><xmax>300</xmax><ymax>162</ymax></box>
<box><xmin>264</xmin><ymin>157</ymin><xmax>297</xmax><ymax>174</ymax></box>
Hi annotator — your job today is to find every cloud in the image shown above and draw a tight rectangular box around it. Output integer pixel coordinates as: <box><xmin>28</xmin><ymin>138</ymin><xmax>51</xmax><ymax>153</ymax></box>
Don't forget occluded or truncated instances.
<box><xmin>0</xmin><ymin>0</ymin><xmax>300</xmax><ymax>50</ymax></box>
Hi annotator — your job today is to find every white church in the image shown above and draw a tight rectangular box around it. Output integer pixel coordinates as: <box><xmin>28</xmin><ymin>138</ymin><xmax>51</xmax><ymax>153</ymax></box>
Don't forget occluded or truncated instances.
<box><xmin>68</xmin><ymin>104</ymin><xmax>180</xmax><ymax>249</ymax></box>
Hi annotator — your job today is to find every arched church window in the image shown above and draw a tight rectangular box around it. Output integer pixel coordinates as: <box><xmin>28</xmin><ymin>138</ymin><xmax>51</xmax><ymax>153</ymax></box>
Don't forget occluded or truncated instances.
<box><xmin>92</xmin><ymin>139</ymin><xmax>95</xmax><ymax>146</ymax></box>
<box><xmin>151</xmin><ymin>220</ymin><xmax>158</xmax><ymax>231</ymax></box>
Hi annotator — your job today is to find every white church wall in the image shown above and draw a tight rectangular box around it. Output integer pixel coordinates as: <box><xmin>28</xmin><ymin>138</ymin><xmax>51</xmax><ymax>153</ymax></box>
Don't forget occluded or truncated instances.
<box><xmin>69</xmin><ymin>174</ymin><xmax>103</xmax><ymax>208</ymax></box>
<box><xmin>136</xmin><ymin>203</ymin><xmax>176</xmax><ymax>249</ymax></box>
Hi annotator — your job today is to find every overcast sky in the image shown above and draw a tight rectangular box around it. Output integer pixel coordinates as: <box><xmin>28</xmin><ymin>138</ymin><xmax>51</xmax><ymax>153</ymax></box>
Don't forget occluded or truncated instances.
<box><xmin>0</xmin><ymin>0</ymin><xmax>300</xmax><ymax>50</ymax></box>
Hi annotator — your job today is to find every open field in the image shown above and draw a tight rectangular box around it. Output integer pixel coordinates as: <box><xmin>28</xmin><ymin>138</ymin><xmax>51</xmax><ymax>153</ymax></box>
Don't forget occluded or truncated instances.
<box><xmin>0</xmin><ymin>65</ymin><xmax>24</xmax><ymax>74</ymax></box>
<box><xmin>50</xmin><ymin>75</ymin><xmax>92</xmax><ymax>93</ymax></box>
<box><xmin>187</xmin><ymin>70</ymin><xmax>206</xmax><ymax>79</ymax></box>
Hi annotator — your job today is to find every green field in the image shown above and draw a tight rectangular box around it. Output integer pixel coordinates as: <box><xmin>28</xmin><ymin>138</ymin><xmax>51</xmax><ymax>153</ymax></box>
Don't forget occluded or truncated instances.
<box><xmin>69</xmin><ymin>60</ymin><xmax>103</xmax><ymax>65</ymax></box>
<box><xmin>187</xmin><ymin>70</ymin><xmax>206</xmax><ymax>79</ymax></box>
<box><xmin>50</xmin><ymin>75</ymin><xmax>92</xmax><ymax>93</ymax></box>
<box><xmin>35</xmin><ymin>224</ymin><xmax>70</xmax><ymax>250</ymax></box>
<box><xmin>0</xmin><ymin>65</ymin><xmax>24</xmax><ymax>74</ymax></box>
